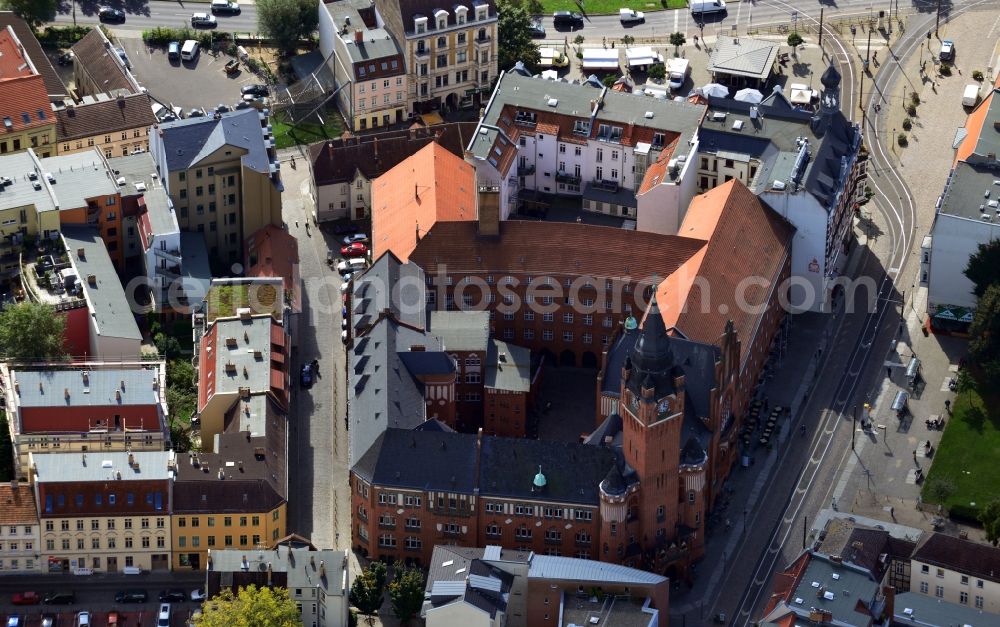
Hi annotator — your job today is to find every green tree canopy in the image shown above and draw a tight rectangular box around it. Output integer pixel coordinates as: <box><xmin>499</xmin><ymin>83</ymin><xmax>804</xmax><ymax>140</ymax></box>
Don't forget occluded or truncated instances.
<box><xmin>194</xmin><ymin>585</ymin><xmax>301</xmax><ymax>627</ymax></box>
<box><xmin>497</xmin><ymin>0</ymin><xmax>540</xmax><ymax>72</ymax></box>
<box><xmin>669</xmin><ymin>32</ymin><xmax>686</xmax><ymax>54</ymax></box>
<box><xmin>647</xmin><ymin>63</ymin><xmax>666</xmax><ymax>81</ymax></box>
<box><xmin>964</xmin><ymin>239</ymin><xmax>1000</xmax><ymax>298</ymax></box>
<box><xmin>256</xmin><ymin>0</ymin><xmax>319</xmax><ymax>55</ymax></box>
<box><xmin>389</xmin><ymin>562</ymin><xmax>425</xmax><ymax>623</ymax></box>
<box><xmin>350</xmin><ymin>562</ymin><xmax>386</xmax><ymax>624</ymax></box>
<box><xmin>981</xmin><ymin>499</ymin><xmax>1000</xmax><ymax>546</ymax></box>
<box><xmin>968</xmin><ymin>284</ymin><xmax>1000</xmax><ymax>387</ymax></box>
<box><xmin>787</xmin><ymin>32</ymin><xmax>804</xmax><ymax>48</ymax></box>
<box><xmin>0</xmin><ymin>301</ymin><xmax>66</xmax><ymax>362</ymax></box>
<box><xmin>0</xmin><ymin>0</ymin><xmax>57</xmax><ymax>28</ymax></box>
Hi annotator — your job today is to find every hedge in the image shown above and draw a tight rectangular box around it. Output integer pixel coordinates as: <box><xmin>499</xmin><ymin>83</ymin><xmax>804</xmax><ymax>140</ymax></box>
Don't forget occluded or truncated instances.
<box><xmin>142</xmin><ymin>27</ymin><xmax>231</xmax><ymax>49</ymax></box>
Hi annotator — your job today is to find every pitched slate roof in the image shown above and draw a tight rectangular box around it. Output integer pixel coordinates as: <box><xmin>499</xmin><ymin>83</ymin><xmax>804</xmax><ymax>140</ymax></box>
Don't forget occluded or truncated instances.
<box><xmin>352</xmin><ymin>427</ymin><xmax>479</xmax><ymax>491</ymax></box>
<box><xmin>352</xmin><ymin>252</ymin><xmax>427</xmax><ymax>333</ymax></box>
<box><xmin>0</xmin><ymin>12</ymin><xmax>67</xmax><ymax>100</ymax></box>
<box><xmin>70</xmin><ymin>28</ymin><xmax>137</xmax><ymax>95</ymax></box>
<box><xmin>380</xmin><ymin>0</ymin><xmax>496</xmax><ymax>37</ymax></box>
<box><xmin>309</xmin><ymin>122</ymin><xmax>476</xmax><ymax>186</ymax></box>
<box><xmin>912</xmin><ymin>533</ymin><xmax>1000</xmax><ymax>583</ymax></box>
<box><xmin>55</xmin><ymin>93</ymin><xmax>156</xmax><ymax>142</ymax></box>
<box><xmin>155</xmin><ymin>108</ymin><xmax>271</xmax><ymax>174</ymax></box>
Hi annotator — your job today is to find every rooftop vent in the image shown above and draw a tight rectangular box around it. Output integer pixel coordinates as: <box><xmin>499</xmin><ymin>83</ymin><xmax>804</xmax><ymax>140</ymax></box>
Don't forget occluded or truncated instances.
<box><xmin>644</xmin><ymin>111</ymin><xmax>654</xmax><ymax>119</ymax></box>
<box><xmin>547</xmin><ymin>98</ymin><xmax>558</xmax><ymax>107</ymax></box>
<box><xmin>134</xmin><ymin>182</ymin><xmax>146</xmax><ymax>192</ymax></box>
<box><xmin>732</xmin><ymin>119</ymin><xmax>744</xmax><ymax>130</ymax></box>
<box><xmin>772</xmin><ymin>180</ymin><xmax>787</xmax><ymax>191</ymax></box>
<box><xmin>116</xmin><ymin>177</ymin><xmax>126</xmax><ymax>186</ymax></box>
<box><xmin>87</xmin><ymin>274</ymin><xmax>97</xmax><ymax>286</ymax></box>
<box><xmin>711</xmin><ymin>112</ymin><xmax>727</xmax><ymax>122</ymax></box>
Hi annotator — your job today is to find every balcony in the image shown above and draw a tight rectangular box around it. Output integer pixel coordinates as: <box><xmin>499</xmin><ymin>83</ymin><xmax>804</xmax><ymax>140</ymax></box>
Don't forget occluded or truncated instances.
<box><xmin>517</xmin><ymin>164</ymin><xmax>535</xmax><ymax>176</ymax></box>
<box><xmin>591</xmin><ymin>178</ymin><xmax>619</xmax><ymax>193</ymax></box>
<box><xmin>556</xmin><ymin>171</ymin><xmax>581</xmax><ymax>184</ymax></box>
<box><xmin>153</xmin><ymin>247</ymin><xmax>182</xmax><ymax>261</ymax></box>
<box><xmin>474</xmin><ymin>35</ymin><xmax>492</xmax><ymax>46</ymax></box>
<box><xmin>414</xmin><ymin>47</ymin><xmax>431</xmax><ymax>59</ymax></box>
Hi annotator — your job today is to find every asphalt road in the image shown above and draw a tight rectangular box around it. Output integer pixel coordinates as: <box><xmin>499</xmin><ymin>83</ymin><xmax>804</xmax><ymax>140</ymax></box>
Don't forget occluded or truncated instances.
<box><xmin>51</xmin><ymin>1</ymin><xmax>258</xmax><ymax>33</ymax></box>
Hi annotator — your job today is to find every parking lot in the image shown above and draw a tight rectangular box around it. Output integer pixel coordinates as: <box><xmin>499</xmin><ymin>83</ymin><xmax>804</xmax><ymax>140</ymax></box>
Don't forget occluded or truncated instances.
<box><xmin>116</xmin><ymin>38</ymin><xmax>256</xmax><ymax>112</ymax></box>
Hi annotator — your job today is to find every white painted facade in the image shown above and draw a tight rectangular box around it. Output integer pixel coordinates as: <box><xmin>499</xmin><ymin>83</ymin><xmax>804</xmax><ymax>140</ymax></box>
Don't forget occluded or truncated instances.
<box><xmin>144</xmin><ymin>229</ymin><xmax>182</xmax><ymax>313</ymax></box>
<box><xmin>927</xmin><ymin>212</ymin><xmax>1000</xmax><ymax>314</ymax></box>
<box><xmin>314</xmin><ymin>171</ymin><xmax>370</xmax><ymax>223</ymax></box>
<box><xmin>0</xmin><ymin>510</ymin><xmax>41</xmax><ymax>575</ymax></box>
<box><xmin>425</xmin><ymin>601</ymin><xmax>502</xmax><ymax>627</ymax></box>
<box><xmin>911</xmin><ymin>558</ymin><xmax>1000</xmax><ymax>614</ymax></box>
<box><xmin>636</xmin><ymin>143</ymin><xmax>701</xmax><ymax>235</ymax></box>
<box><xmin>759</xmin><ymin>190</ymin><xmax>830</xmax><ymax>313</ymax></box>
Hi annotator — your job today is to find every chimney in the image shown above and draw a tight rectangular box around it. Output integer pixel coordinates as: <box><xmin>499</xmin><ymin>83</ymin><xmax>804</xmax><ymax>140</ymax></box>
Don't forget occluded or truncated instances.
<box><xmin>82</xmin><ymin>371</ymin><xmax>89</xmax><ymax>385</ymax></box>
<box><xmin>477</xmin><ymin>185</ymin><xmax>500</xmax><ymax>237</ymax></box>
<box><xmin>320</xmin><ymin>560</ymin><xmax>326</xmax><ymax>578</ymax></box>
<box><xmin>128</xmin><ymin>452</ymin><xmax>135</xmax><ymax>467</ymax></box>
<box><xmin>115</xmin><ymin>389</ymin><xmax>122</xmax><ymax>401</ymax></box>
<box><xmin>310</xmin><ymin>555</ymin><xmax>316</xmax><ymax>568</ymax></box>
<box><xmin>355</xmin><ymin>29</ymin><xmax>363</xmax><ymax>43</ymax></box>
<box><xmin>87</xmin><ymin>274</ymin><xmax>97</xmax><ymax>286</ymax></box>
<box><xmin>77</xmin><ymin>247</ymin><xmax>86</xmax><ymax>259</ymax></box>
<box><xmin>64</xmin><ymin>387</ymin><xmax>70</xmax><ymax>400</ymax></box>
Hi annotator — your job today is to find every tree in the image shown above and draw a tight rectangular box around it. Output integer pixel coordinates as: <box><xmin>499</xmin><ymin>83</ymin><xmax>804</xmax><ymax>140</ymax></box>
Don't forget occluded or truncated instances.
<box><xmin>647</xmin><ymin>63</ymin><xmax>666</xmax><ymax>81</ymax></box>
<box><xmin>497</xmin><ymin>0</ymin><xmax>540</xmax><ymax>72</ymax></box>
<box><xmin>601</xmin><ymin>74</ymin><xmax>619</xmax><ymax>88</ymax></box>
<box><xmin>968</xmin><ymin>284</ymin><xmax>1000</xmax><ymax>387</ymax></box>
<box><xmin>256</xmin><ymin>0</ymin><xmax>319</xmax><ymax>55</ymax></box>
<box><xmin>981</xmin><ymin>499</ymin><xmax>1000</xmax><ymax>546</ymax></box>
<box><xmin>0</xmin><ymin>302</ymin><xmax>66</xmax><ymax>362</ymax></box>
<box><xmin>964</xmin><ymin>239</ymin><xmax>1000</xmax><ymax>298</ymax></box>
<box><xmin>621</xmin><ymin>35</ymin><xmax>634</xmax><ymax>47</ymax></box>
<box><xmin>787</xmin><ymin>32</ymin><xmax>804</xmax><ymax>48</ymax></box>
<box><xmin>0</xmin><ymin>0</ymin><xmax>58</xmax><ymax>28</ymax></box>
<box><xmin>526</xmin><ymin>0</ymin><xmax>544</xmax><ymax>16</ymax></box>
<box><xmin>389</xmin><ymin>562</ymin><xmax>426</xmax><ymax>624</ymax></box>
<box><xmin>194</xmin><ymin>585</ymin><xmax>301</xmax><ymax>627</ymax></box>
<box><xmin>669</xmin><ymin>32</ymin><xmax>686</xmax><ymax>55</ymax></box>
<box><xmin>350</xmin><ymin>562</ymin><xmax>386</xmax><ymax>624</ymax></box>
<box><xmin>154</xmin><ymin>332</ymin><xmax>182</xmax><ymax>360</ymax></box>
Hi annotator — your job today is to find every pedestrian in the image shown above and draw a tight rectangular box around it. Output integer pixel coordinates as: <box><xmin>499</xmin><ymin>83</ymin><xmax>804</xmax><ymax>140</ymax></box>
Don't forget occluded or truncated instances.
<box><xmin>945</xmin><ymin>399</ymin><xmax>951</xmax><ymax>413</ymax></box>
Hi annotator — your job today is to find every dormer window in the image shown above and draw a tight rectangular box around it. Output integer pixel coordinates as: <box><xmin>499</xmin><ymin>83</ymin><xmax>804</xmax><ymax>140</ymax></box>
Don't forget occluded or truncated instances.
<box><xmin>476</xmin><ymin>7</ymin><xmax>487</xmax><ymax>20</ymax></box>
<box><xmin>456</xmin><ymin>5</ymin><xmax>467</xmax><ymax>24</ymax></box>
<box><xmin>414</xmin><ymin>15</ymin><xmax>427</xmax><ymax>33</ymax></box>
<box><xmin>434</xmin><ymin>9</ymin><xmax>448</xmax><ymax>29</ymax></box>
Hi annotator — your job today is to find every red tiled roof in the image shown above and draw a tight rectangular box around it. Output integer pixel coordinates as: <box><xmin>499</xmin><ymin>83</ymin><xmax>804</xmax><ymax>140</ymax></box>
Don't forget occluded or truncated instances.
<box><xmin>657</xmin><ymin>179</ymin><xmax>794</xmax><ymax>347</ymax></box>
<box><xmin>0</xmin><ymin>74</ymin><xmax>51</xmax><ymax>133</ymax></box>
<box><xmin>0</xmin><ymin>27</ymin><xmax>33</xmax><ymax>79</ymax></box>
<box><xmin>246</xmin><ymin>224</ymin><xmax>300</xmax><ymax>312</ymax></box>
<box><xmin>636</xmin><ymin>136</ymin><xmax>682</xmax><ymax>195</ymax></box>
<box><xmin>0</xmin><ymin>12</ymin><xmax>67</xmax><ymax>99</ymax></box>
<box><xmin>409</xmin><ymin>220</ymin><xmax>706</xmax><ymax>283</ymax></box>
<box><xmin>372</xmin><ymin>142</ymin><xmax>477</xmax><ymax>262</ymax></box>
<box><xmin>0</xmin><ymin>483</ymin><xmax>37</xmax><ymax>525</ymax></box>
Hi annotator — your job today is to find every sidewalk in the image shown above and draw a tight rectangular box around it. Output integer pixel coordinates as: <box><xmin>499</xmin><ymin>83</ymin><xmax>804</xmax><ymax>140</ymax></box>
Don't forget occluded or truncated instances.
<box><xmin>668</xmin><ymin>232</ymin><xmax>869</xmax><ymax>620</ymax></box>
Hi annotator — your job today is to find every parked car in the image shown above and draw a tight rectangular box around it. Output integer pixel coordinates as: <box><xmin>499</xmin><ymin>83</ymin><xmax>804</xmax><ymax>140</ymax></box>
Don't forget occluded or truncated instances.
<box><xmin>215</xmin><ymin>104</ymin><xmax>231</xmax><ymax>113</ymax></box>
<box><xmin>552</xmin><ymin>10</ymin><xmax>583</xmax><ymax>28</ymax></box>
<box><xmin>98</xmin><ymin>7</ymin><xmax>126</xmax><ymax>22</ymax></box>
<box><xmin>57</xmin><ymin>51</ymin><xmax>74</xmax><ymax>66</ymax></box>
<box><xmin>7</xmin><ymin>617</ymin><xmax>20</xmax><ymax>627</ymax></box>
<box><xmin>75</xmin><ymin>612</ymin><xmax>90</xmax><ymax>627</ymax></box>
<box><xmin>159</xmin><ymin>590</ymin><xmax>185</xmax><ymax>603</ymax></box>
<box><xmin>241</xmin><ymin>84</ymin><xmax>269</xmax><ymax>97</ymax></box>
<box><xmin>191</xmin><ymin>13</ymin><xmax>217</xmax><ymax>27</ymax></box>
<box><xmin>300</xmin><ymin>363</ymin><xmax>313</xmax><ymax>388</ymax></box>
<box><xmin>940</xmin><ymin>39</ymin><xmax>954</xmax><ymax>61</ymax></box>
<box><xmin>41</xmin><ymin>616</ymin><xmax>55</xmax><ymax>627</ymax></box>
<box><xmin>342</xmin><ymin>233</ymin><xmax>368</xmax><ymax>245</ymax></box>
<box><xmin>211</xmin><ymin>0</ymin><xmax>241</xmax><ymax>14</ymax></box>
<box><xmin>156</xmin><ymin>604</ymin><xmax>170</xmax><ymax>627</ymax></box>
<box><xmin>529</xmin><ymin>19</ymin><xmax>545</xmax><ymax>38</ymax></box>
<box><xmin>333</xmin><ymin>222</ymin><xmax>359</xmax><ymax>235</ymax></box>
<box><xmin>43</xmin><ymin>592</ymin><xmax>76</xmax><ymax>605</ymax></box>
<box><xmin>11</xmin><ymin>592</ymin><xmax>40</xmax><ymax>605</ymax></box>
<box><xmin>340</xmin><ymin>242</ymin><xmax>368</xmax><ymax>257</ymax></box>
<box><xmin>188</xmin><ymin>107</ymin><xmax>206</xmax><ymax>118</ymax></box>
<box><xmin>190</xmin><ymin>588</ymin><xmax>207</xmax><ymax>602</ymax></box>
<box><xmin>168</xmin><ymin>41</ymin><xmax>181</xmax><ymax>61</ymax></box>
<box><xmin>114</xmin><ymin>589</ymin><xmax>148</xmax><ymax>604</ymax></box>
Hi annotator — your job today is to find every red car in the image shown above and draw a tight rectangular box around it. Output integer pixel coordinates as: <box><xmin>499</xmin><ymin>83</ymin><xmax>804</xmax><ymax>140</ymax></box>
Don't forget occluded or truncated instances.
<box><xmin>340</xmin><ymin>242</ymin><xmax>368</xmax><ymax>257</ymax></box>
<box><xmin>12</xmin><ymin>591</ymin><xmax>40</xmax><ymax>605</ymax></box>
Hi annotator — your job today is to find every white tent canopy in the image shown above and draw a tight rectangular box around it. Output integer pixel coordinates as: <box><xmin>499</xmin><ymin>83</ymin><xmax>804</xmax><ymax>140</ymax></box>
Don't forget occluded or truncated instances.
<box><xmin>541</xmin><ymin>69</ymin><xmax>559</xmax><ymax>80</ymax></box>
<box><xmin>626</xmin><ymin>47</ymin><xmax>661</xmax><ymax>68</ymax></box>
<box><xmin>582</xmin><ymin>48</ymin><xmax>620</xmax><ymax>70</ymax></box>
<box><xmin>735</xmin><ymin>88</ymin><xmax>764</xmax><ymax>103</ymax></box>
<box><xmin>789</xmin><ymin>83</ymin><xmax>813</xmax><ymax>105</ymax></box>
<box><xmin>700</xmin><ymin>83</ymin><xmax>730</xmax><ymax>98</ymax></box>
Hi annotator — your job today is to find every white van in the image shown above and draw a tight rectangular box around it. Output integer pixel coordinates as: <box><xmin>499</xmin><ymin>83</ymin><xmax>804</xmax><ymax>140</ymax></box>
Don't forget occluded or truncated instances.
<box><xmin>619</xmin><ymin>8</ymin><xmax>644</xmax><ymax>23</ymax></box>
<box><xmin>690</xmin><ymin>0</ymin><xmax>726</xmax><ymax>15</ymax></box>
<box><xmin>337</xmin><ymin>258</ymin><xmax>367</xmax><ymax>274</ymax></box>
<box><xmin>962</xmin><ymin>84</ymin><xmax>980</xmax><ymax>107</ymax></box>
<box><xmin>180</xmin><ymin>40</ymin><xmax>199</xmax><ymax>61</ymax></box>
<box><xmin>156</xmin><ymin>604</ymin><xmax>171</xmax><ymax>627</ymax></box>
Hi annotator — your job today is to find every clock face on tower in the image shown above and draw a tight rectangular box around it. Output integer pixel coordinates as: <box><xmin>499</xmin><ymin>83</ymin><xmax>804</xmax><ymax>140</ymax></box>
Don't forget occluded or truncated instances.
<box><xmin>658</xmin><ymin>399</ymin><xmax>669</xmax><ymax>414</ymax></box>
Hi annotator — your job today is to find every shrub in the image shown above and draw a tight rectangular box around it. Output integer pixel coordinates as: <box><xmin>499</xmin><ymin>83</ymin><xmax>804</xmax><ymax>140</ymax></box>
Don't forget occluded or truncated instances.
<box><xmin>906</xmin><ymin>103</ymin><xmax>917</xmax><ymax>117</ymax></box>
<box><xmin>949</xmin><ymin>502</ymin><xmax>982</xmax><ymax>525</ymax></box>
<box><xmin>940</xmin><ymin>63</ymin><xmax>952</xmax><ymax>76</ymax></box>
<box><xmin>37</xmin><ymin>25</ymin><xmax>90</xmax><ymax>46</ymax></box>
<box><xmin>897</xmin><ymin>133</ymin><xmax>908</xmax><ymax>147</ymax></box>
<box><xmin>972</xmin><ymin>70</ymin><xmax>984</xmax><ymax>82</ymax></box>
<box><xmin>647</xmin><ymin>63</ymin><xmax>666</xmax><ymax>81</ymax></box>
<box><xmin>902</xmin><ymin>117</ymin><xmax>912</xmax><ymax>131</ymax></box>
<box><xmin>786</xmin><ymin>32</ymin><xmax>804</xmax><ymax>48</ymax></box>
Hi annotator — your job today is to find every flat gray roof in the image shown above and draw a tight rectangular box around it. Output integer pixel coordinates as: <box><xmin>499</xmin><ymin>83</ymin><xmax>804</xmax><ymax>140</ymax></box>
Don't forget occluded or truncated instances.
<box><xmin>562</xmin><ymin>596</ymin><xmax>656</xmax><ymax>627</ymax></box>
<box><xmin>429</xmin><ymin>310</ymin><xmax>490</xmax><ymax>351</ymax></box>
<box><xmin>788</xmin><ymin>554</ymin><xmax>878</xmax><ymax>623</ymax></box>
<box><xmin>40</xmin><ymin>149</ymin><xmax>120</xmax><ymax>211</ymax></box>
<box><xmin>209</xmin><ymin>546</ymin><xmax>348</xmax><ymax>596</ymax></box>
<box><xmin>209</xmin><ymin>315</ymin><xmax>278</xmax><ymax>397</ymax></box>
<box><xmin>484</xmin><ymin>340</ymin><xmax>530</xmax><ymax>392</ymax></box>
<box><xmin>180</xmin><ymin>231</ymin><xmax>212</xmax><ymax>303</ymax></box>
<box><xmin>13</xmin><ymin>367</ymin><xmax>161</xmax><ymax>408</ymax></box>
<box><xmin>894</xmin><ymin>592</ymin><xmax>993</xmax><ymax>627</ymax></box>
<box><xmin>938</xmin><ymin>160</ymin><xmax>1000</xmax><ymax>222</ymax></box>
<box><xmin>61</xmin><ymin>225</ymin><xmax>142</xmax><ymax>341</ymax></box>
<box><xmin>708</xmin><ymin>37</ymin><xmax>779</xmax><ymax>80</ymax></box>
<box><xmin>32</xmin><ymin>450</ymin><xmax>173</xmax><ymax>482</ymax></box>
<box><xmin>528</xmin><ymin>555</ymin><xmax>666</xmax><ymax>585</ymax></box>
<box><xmin>107</xmin><ymin>153</ymin><xmax>178</xmax><ymax>237</ymax></box>
<box><xmin>0</xmin><ymin>151</ymin><xmax>56</xmax><ymax>213</ymax></box>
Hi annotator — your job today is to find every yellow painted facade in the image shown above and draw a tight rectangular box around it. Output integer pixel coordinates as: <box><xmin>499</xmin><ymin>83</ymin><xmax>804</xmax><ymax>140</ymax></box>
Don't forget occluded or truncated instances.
<box><xmin>170</xmin><ymin>504</ymin><xmax>287</xmax><ymax>570</ymax></box>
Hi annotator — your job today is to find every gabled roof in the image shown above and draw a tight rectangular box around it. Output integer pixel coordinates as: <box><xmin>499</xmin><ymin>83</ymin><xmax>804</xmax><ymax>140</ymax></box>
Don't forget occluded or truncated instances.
<box><xmin>658</xmin><ymin>179</ymin><xmax>793</xmax><ymax>348</ymax></box>
<box><xmin>912</xmin><ymin>532</ymin><xmax>1000</xmax><ymax>583</ymax></box>
<box><xmin>352</xmin><ymin>252</ymin><xmax>427</xmax><ymax>332</ymax></box>
<box><xmin>528</xmin><ymin>554</ymin><xmax>667</xmax><ymax>585</ymax></box>
<box><xmin>0</xmin><ymin>13</ymin><xmax>67</xmax><ymax>100</ymax></box>
<box><xmin>55</xmin><ymin>93</ymin><xmax>156</xmax><ymax>142</ymax></box>
<box><xmin>70</xmin><ymin>28</ymin><xmax>138</xmax><ymax>95</ymax></box>
<box><xmin>0</xmin><ymin>73</ymin><xmax>51</xmax><ymax>134</ymax></box>
<box><xmin>371</xmin><ymin>141</ymin><xmax>477</xmax><ymax>262</ymax></box>
<box><xmin>352</xmin><ymin>427</ymin><xmax>479</xmax><ymax>491</ymax></box>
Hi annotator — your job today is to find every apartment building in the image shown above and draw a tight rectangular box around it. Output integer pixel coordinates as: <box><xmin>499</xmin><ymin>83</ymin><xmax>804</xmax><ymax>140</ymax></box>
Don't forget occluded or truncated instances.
<box><xmin>31</xmin><ymin>450</ymin><xmax>174</xmax><ymax>573</ymax></box>
<box><xmin>422</xmin><ymin>545</ymin><xmax>668</xmax><ymax>627</ymax></box>
<box><xmin>0</xmin><ymin>12</ymin><xmax>69</xmax><ymax>102</ymax></box>
<box><xmin>62</xmin><ymin>226</ymin><xmax>143</xmax><ymax>358</ymax></box>
<box><xmin>686</xmin><ymin>65</ymin><xmax>866</xmax><ymax>313</ymax></box>
<box><xmin>467</xmin><ymin>71</ymin><xmax>705</xmax><ymax>221</ymax></box>
<box><xmin>924</xmin><ymin>83</ymin><xmax>1000</xmax><ymax>332</ymax></box>
<box><xmin>308</xmin><ymin>122</ymin><xmax>475</xmax><ymax>222</ymax></box>
<box><xmin>910</xmin><ymin>533</ymin><xmax>1000</xmax><ymax>614</ymax></box>
<box><xmin>319</xmin><ymin>0</ymin><xmax>408</xmax><ymax>132</ymax></box>
<box><xmin>375</xmin><ymin>0</ymin><xmax>497</xmax><ymax>114</ymax></box>
<box><xmin>193</xmin><ymin>278</ymin><xmax>291</xmax><ymax>452</ymax></box>
<box><xmin>1</xmin><ymin>362</ymin><xmax>168</xmax><ymax>480</ymax></box>
<box><xmin>70</xmin><ymin>28</ymin><xmax>141</xmax><ymax>98</ymax></box>
<box><xmin>245</xmin><ymin>224</ymin><xmax>301</xmax><ymax>317</ymax></box>
<box><xmin>150</xmin><ymin>109</ymin><xmax>283</xmax><ymax>263</ymax></box>
<box><xmin>0</xmin><ymin>25</ymin><xmax>56</xmax><ymax>157</ymax></box>
<box><xmin>54</xmin><ymin>93</ymin><xmax>157</xmax><ymax>158</ymax></box>
<box><xmin>207</xmin><ymin>543</ymin><xmax>349</xmax><ymax>627</ymax></box>
<box><xmin>0</xmin><ymin>481</ymin><xmax>41</xmax><ymax>574</ymax></box>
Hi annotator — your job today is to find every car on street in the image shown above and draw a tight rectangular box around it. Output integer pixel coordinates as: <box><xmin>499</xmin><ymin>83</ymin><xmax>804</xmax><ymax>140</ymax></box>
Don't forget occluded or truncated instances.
<box><xmin>300</xmin><ymin>363</ymin><xmax>313</xmax><ymax>388</ymax></box>
<box><xmin>190</xmin><ymin>588</ymin><xmax>207</xmax><ymax>602</ymax></box>
<box><xmin>98</xmin><ymin>7</ymin><xmax>126</xmax><ymax>22</ymax></box>
<box><xmin>940</xmin><ymin>39</ymin><xmax>954</xmax><ymax>61</ymax></box>
<box><xmin>552</xmin><ymin>10</ymin><xmax>583</xmax><ymax>28</ymax></box>
<box><xmin>7</xmin><ymin>617</ymin><xmax>20</xmax><ymax>627</ymax></box>
<box><xmin>159</xmin><ymin>590</ymin><xmax>186</xmax><ymax>603</ymax></box>
<box><xmin>340</xmin><ymin>242</ymin><xmax>368</xmax><ymax>257</ymax></box>
<box><xmin>342</xmin><ymin>233</ymin><xmax>368</xmax><ymax>245</ymax></box>
<box><xmin>11</xmin><ymin>592</ymin><xmax>40</xmax><ymax>605</ymax></box>
<box><xmin>115</xmin><ymin>589</ymin><xmax>148</xmax><ymax>603</ymax></box>
<box><xmin>191</xmin><ymin>13</ymin><xmax>218</xmax><ymax>27</ymax></box>
<box><xmin>41</xmin><ymin>616</ymin><xmax>54</xmax><ymax>627</ymax></box>
<box><xmin>188</xmin><ymin>108</ymin><xmax>206</xmax><ymax>118</ymax></box>
<box><xmin>529</xmin><ymin>19</ymin><xmax>545</xmax><ymax>38</ymax></box>
<box><xmin>168</xmin><ymin>41</ymin><xmax>181</xmax><ymax>61</ymax></box>
<box><xmin>211</xmin><ymin>0</ymin><xmax>241</xmax><ymax>14</ymax></box>
<box><xmin>340</xmin><ymin>274</ymin><xmax>354</xmax><ymax>289</ymax></box>
<box><xmin>43</xmin><ymin>592</ymin><xmax>75</xmax><ymax>605</ymax></box>
<box><xmin>241</xmin><ymin>84</ymin><xmax>269</xmax><ymax>97</ymax></box>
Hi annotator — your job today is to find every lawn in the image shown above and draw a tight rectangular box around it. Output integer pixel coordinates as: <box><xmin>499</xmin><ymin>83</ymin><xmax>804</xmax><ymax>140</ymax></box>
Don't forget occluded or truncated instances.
<box><xmin>921</xmin><ymin>387</ymin><xmax>1000</xmax><ymax>520</ymax></box>
<box><xmin>538</xmin><ymin>0</ymin><xmax>687</xmax><ymax>15</ymax></box>
<box><xmin>271</xmin><ymin>111</ymin><xmax>344</xmax><ymax>149</ymax></box>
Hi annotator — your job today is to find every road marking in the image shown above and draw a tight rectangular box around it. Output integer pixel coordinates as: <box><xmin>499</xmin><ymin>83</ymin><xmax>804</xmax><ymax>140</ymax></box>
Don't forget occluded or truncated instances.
<box><xmin>673</xmin><ymin>9</ymin><xmax>678</xmax><ymax>34</ymax></box>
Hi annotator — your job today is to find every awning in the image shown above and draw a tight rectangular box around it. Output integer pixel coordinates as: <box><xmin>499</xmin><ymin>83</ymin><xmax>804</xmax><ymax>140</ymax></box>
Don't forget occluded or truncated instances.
<box><xmin>626</xmin><ymin>47</ymin><xmax>659</xmax><ymax>67</ymax></box>
<box><xmin>420</xmin><ymin>112</ymin><xmax>444</xmax><ymax>126</ymax></box>
<box><xmin>582</xmin><ymin>49</ymin><xmax>620</xmax><ymax>70</ymax></box>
